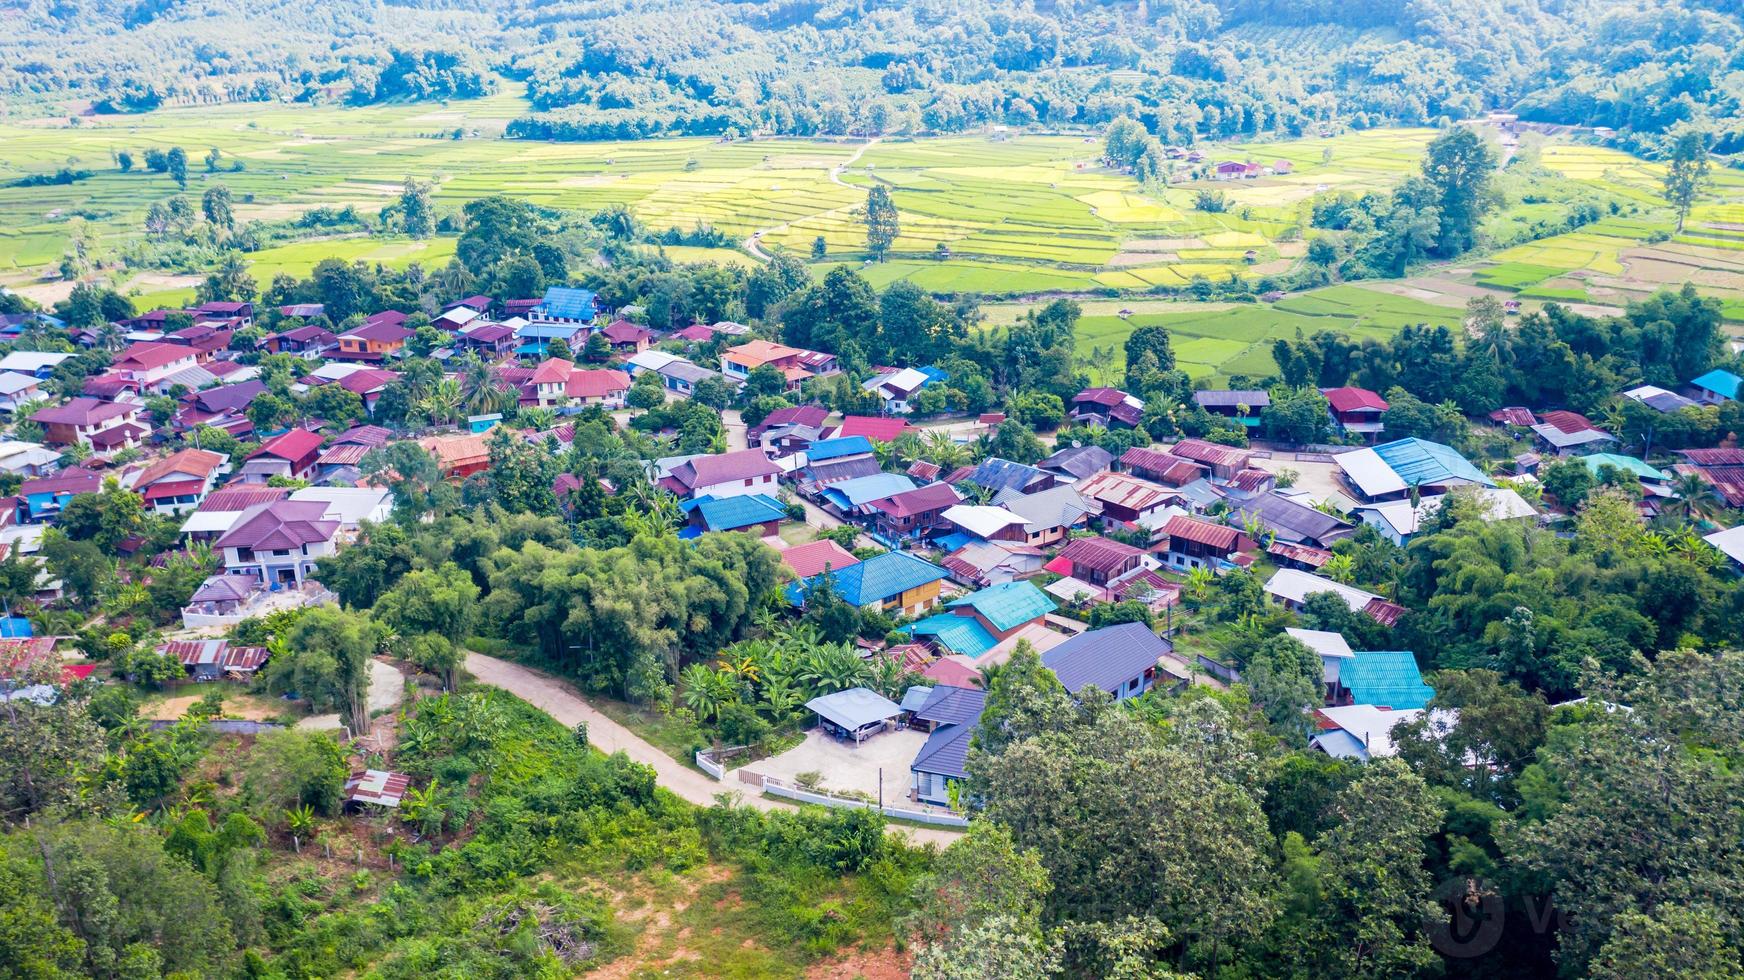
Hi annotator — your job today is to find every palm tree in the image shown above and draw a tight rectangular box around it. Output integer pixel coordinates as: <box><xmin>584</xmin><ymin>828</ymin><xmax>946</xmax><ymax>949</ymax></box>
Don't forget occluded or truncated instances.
<box><xmin>419</xmin><ymin>378</ymin><xmax>464</xmax><ymax>427</ymax></box>
<box><xmin>1183</xmin><ymin>567</ymin><xmax>1214</xmax><ymax>607</ymax></box>
<box><xmin>459</xmin><ymin>355</ymin><xmax>514</xmax><ymax>415</ymax></box>
<box><xmin>519</xmin><ymin>407</ymin><xmax>556</xmax><ymax>431</ymax></box>
<box><xmin>1671</xmin><ymin>471</ymin><xmax>1711</xmax><ymax>522</ymax></box>
<box><xmin>1322</xmin><ymin>554</ymin><xmax>1355</xmax><ymax>583</ymax></box>
<box><xmin>923</xmin><ymin>430</ymin><xmax>966</xmax><ymax>470</ymax></box>
<box><xmin>799</xmin><ymin>644</ymin><xmax>870</xmax><ymax>696</ymax></box>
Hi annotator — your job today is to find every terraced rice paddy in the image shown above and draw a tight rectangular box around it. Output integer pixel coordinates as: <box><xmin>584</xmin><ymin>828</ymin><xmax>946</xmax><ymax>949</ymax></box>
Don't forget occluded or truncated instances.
<box><xmin>1</xmin><ymin>90</ymin><xmax>1739</xmax><ymax>342</ymax></box>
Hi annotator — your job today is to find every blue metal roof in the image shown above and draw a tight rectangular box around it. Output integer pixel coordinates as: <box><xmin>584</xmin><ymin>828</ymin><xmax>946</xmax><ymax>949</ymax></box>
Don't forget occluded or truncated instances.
<box><xmin>517</xmin><ymin>323</ymin><xmax>583</xmax><ymax>339</ymax></box>
<box><xmin>1340</xmin><ymin>651</ymin><xmax>1434</xmax><ymax>710</ymax></box>
<box><xmin>1691</xmin><ymin>369</ymin><xmax>1742</xmax><ymax>400</ymax></box>
<box><xmin>1042</xmin><ymin>622</ymin><xmax>1171</xmax><ymax>695</ymax></box>
<box><xmin>0</xmin><ymin>617</ymin><xmax>32</xmax><ymax>638</ymax></box>
<box><xmin>1371</xmin><ymin>437</ymin><xmax>1495</xmax><ymax>489</ymax></box>
<box><xmin>694</xmin><ymin>493</ymin><xmax>787</xmax><ymax>531</ymax></box>
<box><xmin>933</xmin><ymin>531</ymin><xmax>974</xmax><ymax>553</ymax></box>
<box><xmin>538</xmin><ymin>286</ymin><xmax>597</xmax><ymax>320</ymax></box>
<box><xmin>899</xmin><ymin>685</ymin><xmax>935</xmax><ymax>713</ymax></box>
<box><xmin>907</xmin><ymin>613</ymin><xmax>998</xmax><ymax>657</ymax></box>
<box><xmin>960</xmin><ymin>457</ymin><xmax>1046</xmax><ymax>494</ymax></box>
<box><xmin>806</xmin><ymin>436</ymin><xmax>874</xmax><ymax>462</ymax></box>
<box><xmin>786</xmin><ymin>550</ymin><xmax>948</xmax><ymax>606</ymax></box>
<box><xmin>820</xmin><ymin>473</ymin><xmax>916</xmax><ymax>509</ymax></box>
<box><xmin>917</xmin><ymin>365</ymin><xmax>951</xmax><ymax>384</ymax></box>
<box><xmin>946</xmin><ymin>581</ymin><xmax>1055</xmax><ymax>633</ymax></box>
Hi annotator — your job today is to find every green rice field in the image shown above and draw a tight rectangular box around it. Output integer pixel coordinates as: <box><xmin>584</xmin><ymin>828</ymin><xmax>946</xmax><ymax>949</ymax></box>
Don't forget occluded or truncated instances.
<box><xmin>0</xmin><ymin>88</ymin><xmax>1739</xmax><ymax>346</ymax></box>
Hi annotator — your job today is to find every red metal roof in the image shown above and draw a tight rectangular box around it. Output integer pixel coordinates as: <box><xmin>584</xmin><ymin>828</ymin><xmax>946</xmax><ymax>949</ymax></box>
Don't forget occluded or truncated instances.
<box><xmin>142</xmin><ymin>479</ymin><xmax>205</xmax><ymax>501</ymax></box>
<box><xmin>1538</xmin><ymin>410</ymin><xmax>1599</xmax><ymax>434</ymax></box>
<box><xmin>833</xmin><ymin>416</ymin><xmax>910</xmax><ymax>442</ymax></box>
<box><xmin>114</xmin><ymin>341</ymin><xmax>195</xmax><ymax>371</ymax></box>
<box><xmin>1073</xmin><ymin>387</ymin><xmax>1129</xmax><ymax>407</ymax></box>
<box><xmin>1680</xmin><ymin>448</ymin><xmax>1744</xmax><ymax>466</ymax></box>
<box><xmin>1163</xmin><ymin>515</ymin><xmax>1240</xmax><ymax>551</ymax></box>
<box><xmin>1489</xmin><ymin>407</ymin><xmax>1537</xmax><ymax>427</ymax></box>
<box><xmin>869</xmin><ymin>482</ymin><xmax>961</xmax><ymax>519</ymax></box>
<box><xmin>1267</xmin><ymin>540</ymin><xmax>1333</xmax><ymax>568</ymax></box>
<box><xmin>1323</xmin><ymin>387</ymin><xmax>1389</xmax><ymax>413</ymax></box>
<box><xmin>530</xmin><ymin>358</ymin><xmax>573</xmax><ymax>384</ymax></box>
<box><xmin>566</xmin><ymin>368</ymin><xmax>630</xmax><ymax>399</ymax></box>
<box><xmin>1364</xmin><ymin>598</ymin><xmax>1407</xmax><ymax>626</ymax></box>
<box><xmin>250</xmin><ymin>428</ymin><xmax>324</xmax><ymax>463</ymax></box>
<box><xmin>1057</xmin><ymin>535</ymin><xmax>1145</xmax><ymax>574</ymax></box>
<box><xmin>1168</xmin><ymin>439</ymin><xmax>1253</xmax><ymax>469</ymax></box>
<box><xmin>197</xmin><ymin>485</ymin><xmax>290</xmax><ymax>512</ymax></box>
<box><xmin>134</xmin><ymin>447</ymin><xmax>225</xmax><ymax>488</ymax></box>
<box><xmin>345</xmin><ymin>769</ymin><xmax>411</xmax><ymax>807</ymax></box>
<box><xmin>1228</xmin><ymin>468</ymin><xmax>1273</xmax><ymax>492</ymax></box>
<box><xmin>780</xmin><ymin>540</ymin><xmax>862</xmax><ymax>579</ymax></box>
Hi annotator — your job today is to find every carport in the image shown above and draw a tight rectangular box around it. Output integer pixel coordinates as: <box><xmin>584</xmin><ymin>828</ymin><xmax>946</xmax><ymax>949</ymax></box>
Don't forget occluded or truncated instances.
<box><xmin>805</xmin><ymin>686</ymin><xmax>902</xmax><ymax>743</ymax></box>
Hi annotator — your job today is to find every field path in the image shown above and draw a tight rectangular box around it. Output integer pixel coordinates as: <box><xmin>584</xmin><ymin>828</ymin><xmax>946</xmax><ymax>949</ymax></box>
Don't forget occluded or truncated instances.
<box><xmin>463</xmin><ymin>652</ymin><xmax>961</xmax><ymax>846</ymax></box>
<box><xmin>743</xmin><ymin>138</ymin><xmax>880</xmax><ymax>262</ymax></box>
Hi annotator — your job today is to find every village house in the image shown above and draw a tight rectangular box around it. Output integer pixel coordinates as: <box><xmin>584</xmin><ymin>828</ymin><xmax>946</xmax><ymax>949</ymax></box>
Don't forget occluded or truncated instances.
<box><xmin>334</xmin><ymin>316</ymin><xmax>412</xmax><ymax>363</ymax></box>
<box><xmin>1677</xmin><ymin>448</ymin><xmax>1744</xmax><ymax>509</ymax></box>
<box><xmin>951</xmin><ymin>457</ymin><xmax>1054</xmax><ymax>497</ymax></box>
<box><xmin>656</xmin><ymin>358</ymin><xmax>720</xmax><ymax>396</ymax></box>
<box><xmin>0</xmin><ymin>440</ymin><xmax>61</xmax><ymax>478</ymax></box>
<box><xmin>994</xmin><ymin>484</ymin><xmax>1093</xmax><ymax>548</ymax></box>
<box><xmin>178</xmin><ymin>485</ymin><xmax>290</xmax><ymax>542</ymax></box>
<box><xmin>0</xmin><ymin>351</ymin><xmax>73</xmax><ymax>379</ymax></box>
<box><xmin>660</xmin><ymin>449</ymin><xmax>782</xmax><ymax>500</ymax></box>
<box><xmin>1157</xmin><ymin>514</ymin><xmax>1248</xmax><ymax>572</ymax></box>
<box><xmin>721</xmin><ymin>339</ymin><xmax>838</xmax><ymax>390</ymax></box>
<box><xmin>528</xmin><ymin>286</ymin><xmax>599</xmax><ymax>326</ymax></box>
<box><xmin>600</xmin><ymin>319</ymin><xmax>654</xmax><ymax>354</ymax></box>
<box><xmin>797</xmin><ymin>436</ymin><xmax>882</xmax><ymax>490</ymax></box>
<box><xmin>1119</xmin><ymin>446</ymin><xmax>1208</xmax><ymax>487</ymax></box>
<box><xmin>1054</xmin><ymin>535</ymin><xmax>1148</xmax><ymax>585</ymax></box>
<box><xmin>1070</xmin><ymin>387</ymin><xmax>1145</xmax><ymax>428</ymax></box>
<box><xmin>0</xmin><ymin>372</ymin><xmax>45</xmax><ymax>413</ymax></box>
<box><xmin>1042</xmin><ymin>622</ymin><xmax>1180</xmax><ymax>700</ymax></box>
<box><xmin>213</xmin><ymin>499</ymin><xmax>341</xmax><ymax>586</ymax></box>
<box><xmin>909</xmin><ymin>685</ymin><xmax>987</xmax><ymax>806</ymax></box>
<box><xmin>1689</xmin><ymin>368</ymin><xmax>1741</xmax><ymax>405</ymax></box>
<box><xmin>418</xmin><ymin>433</ymin><xmax>492</xmax><ymax>481</ymax></box>
<box><xmin>158</xmin><ymin>638</ymin><xmax>270</xmax><ymax>682</ymax></box>
<box><xmin>862</xmin><ymin>367</ymin><xmax>939</xmax><ymax>414</ymax></box>
<box><xmin>109</xmin><ymin>341</ymin><xmax>199</xmax><ymax>393</ymax></box>
<box><xmin>939</xmin><ymin>540</ymin><xmax>1048</xmax><ymax>588</ymax></box>
<box><xmin>866</xmin><ymin>482</ymin><xmax>962</xmax><ymax>543</ymax></box>
<box><xmin>175</xmin><ymin>379</ymin><xmax>266</xmax><ymax>436</ymax></box>
<box><xmin>829</xmin><ymin>415</ymin><xmax>912</xmax><ymax>443</ymax></box>
<box><xmin>1036</xmin><ymin>445</ymin><xmax>1112</xmax><ymax>485</ymax></box>
<box><xmin>453</xmin><ymin>321</ymin><xmax>517</xmax><ymax>357</ymax></box>
<box><xmin>751</xmin><ymin>404</ymin><xmax>831</xmax><ymax>455</ymax></box>
<box><xmin>819</xmin><ymin>473</ymin><xmax>918</xmax><ymax>518</ymax></box>
<box><xmin>19</xmin><ymin>468</ymin><xmax>102</xmax><ymax>522</ymax></box>
<box><xmin>786</xmin><ymin>550</ymin><xmax>950</xmax><ymax>618</ymax></box>
<box><xmin>1265</xmin><ymin>567</ymin><xmax>1405</xmax><ymax>626</ymax></box>
<box><xmin>1167</xmin><ymin>439</ymin><xmax>1254</xmax><ymax>483</ymax></box>
<box><xmin>906</xmin><ymin>581</ymin><xmax>1056</xmax><ymax>659</ymax></box>
<box><xmin>1334</xmin><ymin>437</ymin><xmax>1495</xmax><ymax>503</ymax></box>
<box><xmin>130</xmin><ymin>448</ymin><xmax>228</xmax><ymax>515</ymax></box>
<box><xmin>30</xmin><ymin>398</ymin><xmax>145</xmax><ymax>450</ymax></box>
<box><xmin>1623</xmin><ymin>384</ymin><xmax>1701</xmax><ymax>414</ymax></box>
<box><xmin>239</xmin><ymin>428</ymin><xmax>324</xmax><ymax>483</ymax></box>
<box><xmin>1229</xmin><ymin>491</ymin><xmax>1356</xmax><ymax>549</ymax></box>
<box><xmin>940</xmin><ymin>504</ymin><xmax>1029</xmax><ymax>544</ymax></box>
<box><xmin>1530</xmin><ymin>410</ymin><xmax>1617</xmax><ymax>456</ymax></box>
<box><xmin>779</xmin><ymin>539</ymin><xmax>860</xmax><ymax>580</ymax></box>
<box><xmin>1193</xmin><ymin>389</ymin><xmax>1270</xmax><ymax>427</ymax></box>
<box><xmin>1076</xmin><ymin>470</ymin><xmax>1180</xmax><ymax>526</ymax></box>
<box><xmin>289</xmin><ymin>486</ymin><xmax>394</xmax><ymax>533</ymax></box>
<box><xmin>1322</xmin><ymin>387</ymin><xmax>1389</xmax><ymax>440</ymax></box>
<box><xmin>683</xmin><ymin>493</ymin><xmax>787</xmax><ymax>537</ymax></box>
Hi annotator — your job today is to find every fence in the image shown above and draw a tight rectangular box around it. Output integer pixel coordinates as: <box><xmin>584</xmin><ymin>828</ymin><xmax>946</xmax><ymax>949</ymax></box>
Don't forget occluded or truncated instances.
<box><xmin>760</xmin><ymin>776</ymin><xmax>970</xmax><ymax>828</ymax></box>
<box><xmin>694</xmin><ymin>750</ymin><xmax>726</xmax><ymax>780</ymax></box>
<box><xmin>694</xmin><ymin>743</ymin><xmax>761</xmax><ymax>781</ymax></box>
<box><xmin>1197</xmin><ymin>655</ymin><xmax>1242</xmax><ymax>684</ymax></box>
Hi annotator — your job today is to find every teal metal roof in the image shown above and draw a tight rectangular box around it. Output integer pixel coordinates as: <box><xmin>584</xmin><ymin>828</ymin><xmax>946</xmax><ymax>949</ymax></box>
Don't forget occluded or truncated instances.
<box><xmin>946</xmin><ymin>581</ymin><xmax>1056</xmax><ymax>633</ymax></box>
<box><xmin>786</xmin><ymin>550</ymin><xmax>948</xmax><ymax>607</ymax></box>
<box><xmin>907</xmin><ymin>613</ymin><xmax>998</xmax><ymax>657</ymax></box>
<box><xmin>1579</xmin><ymin>453</ymin><xmax>1668</xmax><ymax>482</ymax></box>
<box><xmin>1372</xmin><ymin>438</ymin><xmax>1495</xmax><ymax>489</ymax></box>
<box><xmin>806</xmin><ymin>436</ymin><xmax>874</xmax><ymax>462</ymax></box>
<box><xmin>694</xmin><ymin>493</ymin><xmax>787</xmax><ymax>531</ymax></box>
<box><xmin>1340</xmin><ymin>651</ymin><xmax>1433</xmax><ymax>710</ymax></box>
<box><xmin>538</xmin><ymin>286</ymin><xmax>597</xmax><ymax>320</ymax></box>
<box><xmin>1691</xmin><ymin>369</ymin><xmax>1741</xmax><ymax>400</ymax></box>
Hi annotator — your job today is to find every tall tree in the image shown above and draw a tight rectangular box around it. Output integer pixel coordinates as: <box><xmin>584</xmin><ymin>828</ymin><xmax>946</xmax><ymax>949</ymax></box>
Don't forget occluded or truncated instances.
<box><xmin>1662</xmin><ymin>131</ymin><xmax>1710</xmax><ymax>233</ymax></box>
<box><xmin>1420</xmin><ymin>127</ymin><xmax>1495</xmax><ymax>257</ymax></box>
<box><xmin>864</xmin><ymin>184</ymin><xmax>899</xmax><ymax>261</ymax></box>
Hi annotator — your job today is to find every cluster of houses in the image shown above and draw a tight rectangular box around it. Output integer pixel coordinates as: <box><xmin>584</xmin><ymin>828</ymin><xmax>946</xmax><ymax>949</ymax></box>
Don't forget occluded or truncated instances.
<box><xmin>3</xmin><ymin>278</ymin><xmax>1741</xmax><ymax>815</ymax></box>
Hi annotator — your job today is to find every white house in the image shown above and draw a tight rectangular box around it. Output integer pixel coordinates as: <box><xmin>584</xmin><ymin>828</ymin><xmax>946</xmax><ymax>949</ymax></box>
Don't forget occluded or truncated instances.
<box><xmin>212</xmin><ymin>500</ymin><xmax>341</xmax><ymax>587</ymax></box>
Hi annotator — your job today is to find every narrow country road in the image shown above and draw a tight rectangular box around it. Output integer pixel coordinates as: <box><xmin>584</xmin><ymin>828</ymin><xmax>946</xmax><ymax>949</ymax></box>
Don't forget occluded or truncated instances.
<box><xmin>742</xmin><ymin>137</ymin><xmax>881</xmax><ymax>262</ymax></box>
<box><xmin>463</xmin><ymin>652</ymin><xmax>962</xmax><ymax>846</ymax></box>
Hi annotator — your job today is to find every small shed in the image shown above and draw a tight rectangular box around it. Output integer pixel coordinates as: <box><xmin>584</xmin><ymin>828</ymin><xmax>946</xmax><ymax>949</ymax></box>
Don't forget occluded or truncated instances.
<box><xmin>805</xmin><ymin>687</ymin><xmax>902</xmax><ymax>743</ymax></box>
<box><xmin>344</xmin><ymin>769</ymin><xmax>411</xmax><ymax>809</ymax></box>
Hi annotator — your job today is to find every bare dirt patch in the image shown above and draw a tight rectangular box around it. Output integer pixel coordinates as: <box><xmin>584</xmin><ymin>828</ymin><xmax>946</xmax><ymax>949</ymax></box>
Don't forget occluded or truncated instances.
<box><xmin>806</xmin><ymin>944</ymin><xmax>912</xmax><ymax>980</ymax></box>
<box><xmin>1106</xmin><ymin>251</ymin><xmax>1178</xmax><ymax>267</ymax></box>
<box><xmin>147</xmin><ymin>691</ymin><xmax>282</xmax><ymax>722</ymax></box>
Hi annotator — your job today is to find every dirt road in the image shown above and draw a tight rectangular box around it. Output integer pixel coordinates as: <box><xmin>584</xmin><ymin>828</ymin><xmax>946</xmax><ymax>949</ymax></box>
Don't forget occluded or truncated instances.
<box><xmin>463</xmin><ymin>652</ymin><xmax>961</xmax><ymax>846</ymax></box>
<box><xmin>742</xmin><ymin>138</ymin><xmax>879</xmax><ymax>262</ymax></box>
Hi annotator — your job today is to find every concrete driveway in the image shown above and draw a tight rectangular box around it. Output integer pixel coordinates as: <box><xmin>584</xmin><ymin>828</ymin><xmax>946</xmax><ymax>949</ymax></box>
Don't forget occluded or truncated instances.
<box><xmin>743</xmin><ymin>728</ymin><xmax>930</xmax><ymax>803</ymax></box>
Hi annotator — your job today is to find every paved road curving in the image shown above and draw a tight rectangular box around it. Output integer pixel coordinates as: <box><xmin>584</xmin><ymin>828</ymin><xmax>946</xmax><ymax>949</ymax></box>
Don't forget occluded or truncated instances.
<box><xmin>463</xmin><ymin>652</ymin><xmax>962</xmax><ymax>846</ymax></box>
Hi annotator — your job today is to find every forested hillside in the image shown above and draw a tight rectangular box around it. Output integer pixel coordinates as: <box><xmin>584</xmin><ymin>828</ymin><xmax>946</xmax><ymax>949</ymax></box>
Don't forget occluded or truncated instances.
<box><xmin>2</xmin><ymin>0</ymin><xmax>1739</xmax><ymax>154</ymax></box>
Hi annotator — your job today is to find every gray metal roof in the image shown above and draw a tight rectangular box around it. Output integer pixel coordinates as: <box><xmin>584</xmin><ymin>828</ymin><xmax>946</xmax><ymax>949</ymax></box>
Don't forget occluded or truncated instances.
<box><xmin>1042</xmin><ymin>622</ymin><xmax>1171</xmax><ymax>695</ymax></box>
<box><xmin>805</xmin><ymin>687</ymin><xmax>902</xmax><ymax>731</ymax></box>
